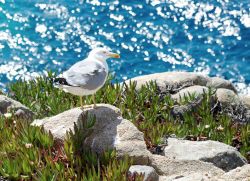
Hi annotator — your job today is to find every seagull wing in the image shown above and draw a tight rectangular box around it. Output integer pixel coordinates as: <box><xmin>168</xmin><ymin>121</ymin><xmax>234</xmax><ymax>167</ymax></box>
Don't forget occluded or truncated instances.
<box><xmin>63</xmin><ymin>60</ymin><xmax>107</xmax><ymax>90</ymax></box>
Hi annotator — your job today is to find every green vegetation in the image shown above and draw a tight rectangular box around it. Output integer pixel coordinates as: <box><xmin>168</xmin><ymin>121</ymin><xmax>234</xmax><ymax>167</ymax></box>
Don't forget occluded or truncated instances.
<box><xmin>0</xmin><ymin>112</ymin><xmax>141</xmax><ymax>180</ymax></box>
<box><xmin>0</xmin><ymin>72</ymin><xmax>249</xmax><ymax>179</ymax></box>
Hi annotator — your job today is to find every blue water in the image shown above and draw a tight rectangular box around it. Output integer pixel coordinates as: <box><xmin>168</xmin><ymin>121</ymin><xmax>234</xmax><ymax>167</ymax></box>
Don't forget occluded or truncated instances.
<box><xmin>0</xmin><ymin>0</ymin><xmax>250</xmax><ymax>93</ymax></box>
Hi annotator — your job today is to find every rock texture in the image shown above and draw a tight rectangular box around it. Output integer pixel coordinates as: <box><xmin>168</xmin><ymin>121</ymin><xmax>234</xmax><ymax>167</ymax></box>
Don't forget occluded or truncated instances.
<box><xmin>32</xmin><ymin>104</ymin><xmax>151</xmax><ymax>164</ymax></box>
<box><xmin>164</xmin><ymin>138</ymin><xmax>247</xmax><ymax>171</ymax></box>
<box><xmin>171</xmin><ymin>85</ymin><xmax>208</xmax><ymax>101</ymax></box>
<box><xmin>159</xmin><ymin>173</ymin><xmax>217</xmax><ymax>181</ymax></box>
<box><xmin>152</xmin><ymin>153</ymin><xmax>250</xmax><ymax>181</ymax></box>
<box><xmin>158</xmin><ymin>164</ymin><xmax>250</xmax><ymax>181</ymax></box>
<box><xmin>206</xmin><ymin>77</ymin><xmax>237</xmax><ymax>93</ymax></box>
<box><xmin>128</xmin><ymin>165</ymin><xmax>159</xmax><ymax>181</ymax></box>
<box><xmin>149</xmin><ymin>155</ymin><xmax>224</xmax><ymax>179</ymax></box>
<box><xmin>0</xmin><ymin>95</ymin><xmax>34</xmax><ymax>120</ymax></box>
<box><xmin>218</xmin><ymin>164</ymin><xmax>250</xmax><ymax>181</ymax></box>
<box><xmin>216</xmin><ymin>88</ymin><xmax>240</xmax><ymax>105</ymax></box>
<box><xmin>240</xmin><ymin>95</ymin><xmax>250</xmax><ymax>109</ymax></box>
<box><xmin>126</xmin><ymin>72</ymin><xmax>236</xmax><ymax>93</ymax></box>
<box><xmin>127</xmin><ymin>71</ymin><xmax>250</xmax><ymax>123</ymax></box>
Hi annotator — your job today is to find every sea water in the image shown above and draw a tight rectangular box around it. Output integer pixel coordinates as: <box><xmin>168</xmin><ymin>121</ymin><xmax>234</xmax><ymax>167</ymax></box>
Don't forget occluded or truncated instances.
<box><xmin>0</xmin><ymin>0</ymin><xmax>249</xmax><ymax>93</ymax></box>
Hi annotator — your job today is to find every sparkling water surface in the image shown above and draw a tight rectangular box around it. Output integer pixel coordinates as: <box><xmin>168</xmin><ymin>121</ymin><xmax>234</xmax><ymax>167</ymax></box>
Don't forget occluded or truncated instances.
<box><xmin>0</xmin><ymin>0</ymin><xmax>249</xmax><ymax>93</ymax></box>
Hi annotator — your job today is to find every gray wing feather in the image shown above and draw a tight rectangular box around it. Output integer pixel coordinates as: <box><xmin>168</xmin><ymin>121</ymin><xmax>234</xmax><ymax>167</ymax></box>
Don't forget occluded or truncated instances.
<box><xmin>64</xmin><ymin>60</ymin><xmax>107</xmax><ymax>90</ymax></box>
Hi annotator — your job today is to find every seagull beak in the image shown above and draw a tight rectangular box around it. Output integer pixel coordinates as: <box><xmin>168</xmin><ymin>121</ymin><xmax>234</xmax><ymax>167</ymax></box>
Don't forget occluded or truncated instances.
<box><xmin>109</xmin><ymin>52</ymin><xmax>120</xmax><ymax>58</ymax></box>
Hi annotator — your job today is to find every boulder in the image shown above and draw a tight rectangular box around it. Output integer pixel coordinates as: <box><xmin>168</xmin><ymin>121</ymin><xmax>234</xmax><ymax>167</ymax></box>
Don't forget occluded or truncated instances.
<box><xmin>126</xmin><ymin>72</ymin><xmax>237</xmax><ymax>93</ymax></box>
<box><xmin>32</xmin><ymin>104</ymin><xmax>151</xmax><ymax>164</ymax></box>
<box><xmin>128</xmin><ymin>165</ymin><xmax>159</xmax><ymax>181</ymax></box>
<box><xmin>159</xmin><ymin>165</ymin><xmax>250</xmax><ymax>181</ymax></box>
<box><xmin>240</xmin><ymin>95</ymin><xmax>250</xmax><ymax>109</ymax></box>
<box><xmin>171</xmin><ymin>85</ymin><xmax>208</xmax><ymax>101</ymax></box>
<box><xmin>206</xmin><ymin>77</ymin><xmax>237</xmax><ymax>93</ymax></box>
<box><xmin>216</xmin><ymin>88</ymin><xmax>241</xmax><ymax>106</ymax></box>
<box><xmin>159</xmin><ymin>172</ymin><xmax>217</xmax><ymax>181</ymax></box>
<box><xmin>149</xmin><ymin>154</ymin><xmax>224</xmax><ymax>178</ymax></box>
<box><xmin>218</xmin><ymin>164</ymin><xmax>250</xmax><ymax>181</ymax></box>
<box><xmin>126</xmin><ymin>72</ymin><xmax>208</xmax><ymax>92</ymax></box>
<box><xmin>0</xmin><ymin>95</ymin><xmax>34</xmax><ymax>120</ymax></box>
<box><xmin>163</xmin><ymin>138</ymin><xmax>247</xmax><ymax>171</ymax></box>
<box><xmin>171</xmin><ymin>96</ymin><xmax>204</xmax><ymax>119</ymax></box>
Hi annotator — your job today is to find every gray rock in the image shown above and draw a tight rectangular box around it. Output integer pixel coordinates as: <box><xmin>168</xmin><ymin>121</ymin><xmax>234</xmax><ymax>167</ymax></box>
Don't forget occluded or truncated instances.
<box><xmin>218</xmin><ymin>164</ymin><xmax>250</xmax><ymax>181</ymax></box>
<box><xmin>149</xmin><ymin>154</ymin><xmax>224</xmax><ymax>178</ymax></box>
<box><xmin>126</xmin><ymin>72</ymin><xmax>209</xmax><ymax>91</ymax></box>
<box><xmin>0</xmin><ymin>95</ymin><xmax>34</xmax><ymax>120</ymax></box>
<box><xmin>215</xmin><ymin>89</ymin><xmax>250</xmax><ymax>123</ymax></box>
<box><xmin>171</xmin><ymin>85</ymin><xmax>208</xmax><ymax>101</ymax></box>
<box><xmin>32</xmin><ymin>104</ymin><xmax>151</xmax><ymax>164</ymax></box>
<box><xmin>216</xmin><ymin>88</ymin><xmax>241</xmax><ymax>106</ymax></box>
<box><xmin>159</xmin><ymin>172</ymin><xmax>216</xmax><ymax>181</ymax></box>
<box><xmin>240</xmin><ymin>95</ymin><xmax>250</xmax><ymax>109</ymax></box>
<box><xmin>126</xmin><ymin>72</ymin><xmax>237</xmax><ymax>93</ymax></box>
<box><xmin>171</xmin><ymin>96</ymin><xmax>204</xmax><ymax>119</ymax></box>
<box><xmin>163</xmin><ymin>138</ymin><xmax>247</xmax><ymax>171</ymax></box>
<box><xmin>128</xmin><ymin>165</ymin><xmax>159</xmax><ymax>181</ymax></box>
<box><xmin>159</xmin><ymin>165</ymin><xmax>250</xmax><ymax>181</ymax></box>
<box><xmin>207</xmin><ymin>77</ymin><xmax>237</xmax><ymax>93</ymax></box>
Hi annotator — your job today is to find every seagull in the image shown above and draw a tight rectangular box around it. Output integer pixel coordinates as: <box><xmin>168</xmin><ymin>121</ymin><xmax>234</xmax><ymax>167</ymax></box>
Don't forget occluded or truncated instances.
<box><xmin>54</xmin><ymin>47</ymin><xmax>120</xmax><ymax>108</ymax></box>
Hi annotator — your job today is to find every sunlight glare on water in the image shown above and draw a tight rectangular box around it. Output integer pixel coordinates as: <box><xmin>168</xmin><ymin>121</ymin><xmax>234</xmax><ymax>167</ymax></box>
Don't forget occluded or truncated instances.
<box><xmin>0</xmin><ymin>0</ymin><xmax>249</xmax><ymax>93</ymax></box>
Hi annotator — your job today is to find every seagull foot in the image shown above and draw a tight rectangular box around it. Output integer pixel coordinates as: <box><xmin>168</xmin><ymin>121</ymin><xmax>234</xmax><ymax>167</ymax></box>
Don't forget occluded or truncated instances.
<box><xmin>81</xmin><ymin>105</ymin><xmax>95</xmax><ymax>109</ymax></box>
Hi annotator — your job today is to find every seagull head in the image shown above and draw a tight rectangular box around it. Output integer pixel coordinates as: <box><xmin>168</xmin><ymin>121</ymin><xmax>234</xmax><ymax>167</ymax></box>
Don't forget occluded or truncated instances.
<box><xmin>88</xmin><ymin>47</ymin><xmax>120</xmax><ymax>61</ymax></box>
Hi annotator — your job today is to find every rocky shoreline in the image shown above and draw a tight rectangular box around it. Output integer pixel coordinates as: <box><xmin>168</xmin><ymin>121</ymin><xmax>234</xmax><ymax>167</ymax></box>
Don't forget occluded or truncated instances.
<box><xmin>127</xmin><ymin>72</ymin><xmax>250</xmax><ymax>124</ymax></box>
<box><xmin>1</xmin><ymin>71</ymin><xmax>250</xmax><ymax>181</ymax></box>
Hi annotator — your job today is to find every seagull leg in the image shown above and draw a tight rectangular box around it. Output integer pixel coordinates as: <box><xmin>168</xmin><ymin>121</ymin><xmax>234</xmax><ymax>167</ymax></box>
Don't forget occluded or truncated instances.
<box><xmin>80</xmin><ymin>96</ymin><xmax>83</xmax><ymax>109</ymax></box>
<box><xmin>92</xmin><ymin>94</ymin><xmax>96</xmax><ymax>108</ymax></box>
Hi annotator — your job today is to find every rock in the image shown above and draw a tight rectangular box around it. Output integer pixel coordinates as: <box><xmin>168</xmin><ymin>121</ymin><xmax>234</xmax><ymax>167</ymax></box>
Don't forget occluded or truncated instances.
<box><xmin>128</xmin><ymin>165</ymin><xmax>159</xmax><ymax>181</ymax></box>
<box><xmin>126</xmin><ymin>72</ymin><xmax>208</xmax><ymax>92</ymax></box>
<box><xmin>216</xmin><ymin>88</ymin><xmax>241</xmax><ymax>106</ymax></box>
<box><xmin>149</xmin><ymin>154</ymin><xmax>224</xmax><ymax>178</ymax></box>
<box><xmin>240</xmin><ymin>95</ymin><xmax>250</xmax><ymax>109</ymax></box>
<box><xmin>159</xmin><ymin>165</ymin><xmax>250</xmax><ymax>181</ymax></box>
<box><xmin>32</xmin><ymin>104</ymin><xmax>151</xmax><ymax>165</ymax></box>
<box><xmin>218</xmin><ymin>164</ymin><xmax>250</xmax><ymax>181</ymax></box>
<box><xmin>171</xmin><ymin>85</ymin><xmax>208</xmax><ymax>101</ymax></box>
<box><xmin>126</xmin><ymin>72</ymin><xmax>237</xmax><ymax>93</ymax></box>
<box><xmin>159</xmin><ymin>172</ymin><xmax>217</xmax><ymax>181</ymax></box>
<box><xmin>0</xmin><ymin>95</ymin><xmax>34</xmax><ymax>120</ymax></box>
<box><xmin>171</xmin><ymin>96</ymin><xmax>204</xmax><ymax>119</ymax></box>
<box><xmin>215</xmin><ymin>89</ymin><xmax>250</xmax><ymax>123</ymax></box>
<box><xmin>163</xmin><ymin>138</ymin><xmax>247</xmax><ymax>171</ymax></box>
<box><xmin>207</xmin><ymin>77</ymin><xmax>237</xmax><ymax>93</ymax></box>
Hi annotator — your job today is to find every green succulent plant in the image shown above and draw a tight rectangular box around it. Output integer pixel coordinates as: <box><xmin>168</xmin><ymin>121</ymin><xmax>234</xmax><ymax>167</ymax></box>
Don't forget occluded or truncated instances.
<box><xmin>0</xmin><ymin>71</ymin><xmax>248</xmax><ymax>179</ymax></box>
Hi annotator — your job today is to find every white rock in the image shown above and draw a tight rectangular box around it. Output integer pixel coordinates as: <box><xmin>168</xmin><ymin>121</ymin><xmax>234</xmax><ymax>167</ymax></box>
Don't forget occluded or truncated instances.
<box><xmin>240</xmin><ymin>95</ymin><xmax>250</xmax><ymax>109</ymax></box>
<box><xmin>218</xmin><ymin>164</ymin><xmax>250</xmax><ymax>181</ymax></box>
<box><xmin>163</xmin><ymin>138</ymin><xmax>247</xmax><ymax>171</ymax></box>
<box><xmin>0</xmin><ymin>95</ymin><xmax>34</xmax><ymax>120</ymax></box>
<box><xmin>207</xmin><ymin>77</ymin><xmax>237</xmax><ymax>93</ymax></box>
<box><xmin>149</xmin><ymin>154</ymin><xmax>224</xmax><ymax>178</ymax></box>
<box><xmin>159</xmin><ymin>165</ymin><xmax>250</xmax><ymax>181</ymax></box>
<box><xmin>126</xmin><ymin>72</ymin><xmax>208</xmax><ymax>91</ymax></box>
<box><xmin>216</xmin><ymin>88</ymin><xmax>241</xmax><ymax>105</ymax></box>
<box><xmin>171</xmin><ymin>85</ymin><xmax>208</xmax><ymax>101</ymax></box>
<box><xmin>128</xmin><ymin>165</ymin><xmax>159</xmax><ymax>181</ymax></box>
<box><xmin>159</xmin><ymin>172</ymin><xmax>216</xmax><ymax>181</ymax></box>
<box><xmin>32</xmin><ymin>104</ymin><xmax>150</xmax><ymax>164</ymax></box>
<box><xmin>126</xmin><ymin>72</ymin><xmax>237</xmax><ymax>94</ymax></box>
